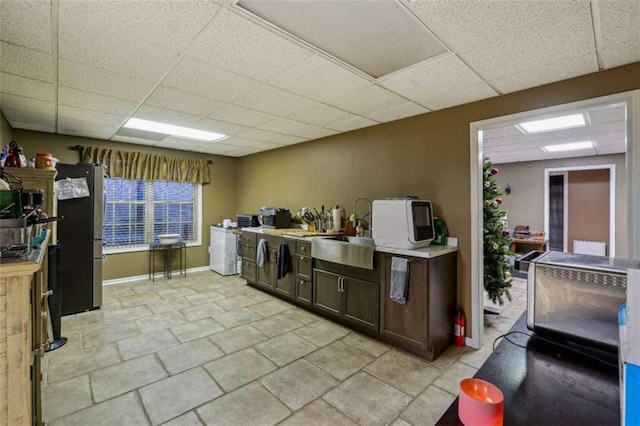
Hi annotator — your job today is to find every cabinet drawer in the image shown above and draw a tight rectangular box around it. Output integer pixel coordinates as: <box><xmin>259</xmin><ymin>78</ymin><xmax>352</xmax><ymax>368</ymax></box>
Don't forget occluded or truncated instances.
<box><xmin>241</xmin><ymin>260</ymin><xmax>256</xmax><ymax>283</ymax></box>
<box><xmin>296</xmin><ymin>240</ymin><xmax>311</xmax><ymax>256</ymax></box>
<box><xmin>296</xmin><ymin>255</ymin><xmax>312</xmax><ymax>279</ymax></box>
<box><xmin>242</xmin><ymin>244</ymin><xmax>256</xmax><ymax>261</ymax></box>
<box><xmin>296</xmin><ymin>278</ymin><xmax>312</xmax><ymax>305</ymax></box>
<box><xmin>241</xmin><ymin>232</ymin><xmax>257</xmax><ymax>245</ymax></box>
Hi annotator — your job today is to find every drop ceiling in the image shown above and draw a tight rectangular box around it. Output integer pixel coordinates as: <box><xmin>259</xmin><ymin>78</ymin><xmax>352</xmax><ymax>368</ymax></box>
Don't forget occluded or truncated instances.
<box><xmin>0</xmin><ymin>0</ymin><xmax>638</xmax><ymax>158</ymax></box>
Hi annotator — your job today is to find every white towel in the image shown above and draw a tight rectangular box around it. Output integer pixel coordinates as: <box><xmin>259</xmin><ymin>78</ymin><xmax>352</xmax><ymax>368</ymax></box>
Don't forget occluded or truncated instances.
<box><xmin>257</xmin><ymin>238</ymin><xmax>268</xmax><ymax>267</ymax></box>
<box><xmin>390</xmin><ymin>257</ymin><xmax>409</xmax><ymax>304</ymax></box>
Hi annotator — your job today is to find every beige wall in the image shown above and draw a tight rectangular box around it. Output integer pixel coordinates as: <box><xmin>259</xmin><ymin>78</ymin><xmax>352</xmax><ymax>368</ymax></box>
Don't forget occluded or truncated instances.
<box><xmin>496</xmin><ymin>154</ymin><xmax>627</xmax><ymax>257</ymax></box>
<box><xmin>237</xmin><ymin>63</ymin><xmax>640</xmax><ymax>335</ymax></box>
<box><xmin>0</xmin><ymin>112</ymin><xmax>11</xmax><ymax>146</ymax></box>
<box><xmin>568</xmin><ymin>169</ymin><xmax>610</xmax><ymax>254</ymax></box>
<box><xmin>12</xmin><ymin>130</ymin><xmax>238</xmax><ymax>280</ymax></box>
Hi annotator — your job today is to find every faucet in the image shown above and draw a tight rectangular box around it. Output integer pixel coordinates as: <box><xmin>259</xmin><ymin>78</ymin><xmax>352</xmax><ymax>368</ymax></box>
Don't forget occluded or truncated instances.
<box><xmin>353</xmin><ymin>197</ymin><xmax>372</xmax><ymax>237</ymax></box>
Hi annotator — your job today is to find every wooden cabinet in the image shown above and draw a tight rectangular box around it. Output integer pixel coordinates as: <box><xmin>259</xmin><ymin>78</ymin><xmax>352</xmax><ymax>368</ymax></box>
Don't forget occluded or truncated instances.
<box><xmin>294</xmin><ymin>240</ymin><xmax>312</xmax><ymax>306</ymax></box>
<box><xmin>240</xmin><ymin>232</ymin><xmax>257</xmax><ymax>284</ymax></box>
<box><xmin>313</xmin><ymin>268</ymin><xmax>379</xmax><ymax>332</ymax></box>
<box><xmin>0</xmin><ymin>233</ymin><xmax>49</xmax><ymax>425</ymax></box>
<box><xmin>379</xmin><ymin>252</ymin><xmax>457</xmax><ymax>361</ymax></box>
<box><xmin>244</xmin><ymin>232</ymin><xmax>297</xmax><ymax>302</ymax></box>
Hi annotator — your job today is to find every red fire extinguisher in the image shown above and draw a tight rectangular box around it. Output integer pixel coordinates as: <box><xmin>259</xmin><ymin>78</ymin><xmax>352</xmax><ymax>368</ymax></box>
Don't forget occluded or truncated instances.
<box><xmin>454</xmin><ymin>307</ymin><xmax>466</xmax><ymax>347</ymax></box>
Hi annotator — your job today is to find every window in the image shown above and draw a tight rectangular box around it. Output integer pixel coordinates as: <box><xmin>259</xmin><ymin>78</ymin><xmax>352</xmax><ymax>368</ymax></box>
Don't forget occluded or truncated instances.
<box><xmin>104</xmin><ymin>178</ymin><xmax>202</xmax><ymax>253</ymax></box>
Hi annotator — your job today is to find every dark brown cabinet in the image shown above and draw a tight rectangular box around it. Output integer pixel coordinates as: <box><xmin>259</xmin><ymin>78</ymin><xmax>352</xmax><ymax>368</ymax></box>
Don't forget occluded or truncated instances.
<box><xmin>295</xmin><ymin>240</ymin><xmax>313</xmax><ymax>306</ymax></box>
<box><xmin>379</xmin><ymin>252</ymin><xmax>457</xmax><ymax>361</ymax></box>
<box><xmin>273</xmin><ymin>239</ymin><xmax>296</xmax><ymax>299</ymax></box>
<box><xmin>247</xmin><ymin>233</ymin><xmax>297</xmax><ymax>302</ymax></box>
<box><xmin>313</xmin><ymin>268</ymin><xmax>379</xmax><ymax>332</ymax></box>
<box><xmin>240</xmin><ymin>232</ymin><xmax>257</xmax><ymax>284</ymax></box>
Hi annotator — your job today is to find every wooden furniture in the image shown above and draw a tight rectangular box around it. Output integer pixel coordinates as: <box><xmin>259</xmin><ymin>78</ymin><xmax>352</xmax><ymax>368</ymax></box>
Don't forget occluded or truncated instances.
<box><xmin>509</xmin><ymin>238</ymin><xmax>547</xmax><ymax>253</ymax></box>
<box><xmin>294</xmin><ymin>240</ymin><xmax>312</xmax><ymax>306</ymax></box>
<box><xmin>436</xmin><ymin>312</ymin><xmax>619</xmax><ymax>425</ymax></box>
<box><xmin>0</xmin><ymin>232</ymin><xmax>50</xmax><ymax>425</ymax></box>
<box><xmin>240</xmin><ymin>232</ymin><xmax>257</xmax><ymax>284</ymax></box>
<box><xmin>6</xmin><ymin>168</ymin><xmax>58</xmax><ymax>243</ymax></box>
<box><xmin>148</xmin><ymin>242</ymin><xmax>187</xmax><ymax>281</ymax></box>
<box><xmin>379</xmin><ymin>252</ymin><xmax>457</xmax><ymax>361</ymax></box>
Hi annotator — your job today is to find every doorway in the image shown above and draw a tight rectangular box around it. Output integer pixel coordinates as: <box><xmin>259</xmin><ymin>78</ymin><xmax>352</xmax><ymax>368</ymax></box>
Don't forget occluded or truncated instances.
<box><xmin>544</xmin><ymin>165</ymin><xmax>615</xmax><ymax>256</ymax></box>
<box><xmin>468</xmin><ymin>90</ymin><xmax>639</xmax><ymax>349</ymax></box>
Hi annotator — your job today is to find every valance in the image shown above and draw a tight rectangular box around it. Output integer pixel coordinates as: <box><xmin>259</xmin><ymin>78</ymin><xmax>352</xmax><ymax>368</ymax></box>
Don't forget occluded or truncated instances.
<box><xmin>81</xmin><ymin>147</ymin><xmax>210</xmax><ymax>184</ymax></box>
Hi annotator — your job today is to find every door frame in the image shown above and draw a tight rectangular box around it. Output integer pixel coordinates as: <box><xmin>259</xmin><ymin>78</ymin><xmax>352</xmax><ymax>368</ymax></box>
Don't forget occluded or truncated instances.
<box><xmin>468</xmin><ymin>89</ymin><xmax>639</xmax><ymax>349</ymax></box>
<box><xmin>544</xmin><ymin>164</ymin><xmax>615</xmax><ymax>256</ymax></box>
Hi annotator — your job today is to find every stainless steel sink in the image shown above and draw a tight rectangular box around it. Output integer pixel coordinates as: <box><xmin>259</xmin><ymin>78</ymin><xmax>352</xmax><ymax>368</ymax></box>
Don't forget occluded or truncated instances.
<box><xmin>311</xmin><ymin>236</ymin><xmax>375</xmax><ymax>269</ymax></box>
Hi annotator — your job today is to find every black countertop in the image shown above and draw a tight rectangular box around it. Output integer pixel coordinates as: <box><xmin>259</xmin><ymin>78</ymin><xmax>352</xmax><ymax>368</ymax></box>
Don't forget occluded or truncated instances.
<box><xmin>436</xmin><ymin>313</ymin><xmax>620</xmax><ymax>425</ymax></box>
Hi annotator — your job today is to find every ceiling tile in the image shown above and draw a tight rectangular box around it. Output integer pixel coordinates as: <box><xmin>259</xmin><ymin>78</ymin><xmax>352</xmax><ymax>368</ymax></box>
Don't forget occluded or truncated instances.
<box><xmin>590</xmin><ymin>120</ymin><xmax>626</xmax><ymax>134</ymax></box>
<box><xmin>58</xmin><ymin>118</ymin><xmax>119</xmax><ymax>140</ymax></box>
<box><xmin>1</xmin><ymin>103</ymin><xmax>55</xmax><ymax>131</ymax></box>
<box><xmin>363</xmin><ymin>102</ymin><xmax>428</xmax><ymax>123</ymax></box>
<box><xmin>236</xmin><ymin>128</ymin><xmax>290</xmax><ymax>143</ymax></box>
<box><xmin>164</xmin><ymin>57</ymin><xmax>260</xmax><ymax>103</ymax></box>
<box><xmin>287</xmin><ymin>102</ymin><xmax>357</xmax><ymax>127</ymax></box>
<box><xmin>326</xmin><ymin>116</ymin><xmax>379</xmax><ymax>132</ymax></box>
<box><xmin>528</xmin><ymin>126</ymin><xmax>592</xmax><ymax>144</ymax></box>
<box><xmin>190</xmin><ymin>9</ymin><xmax>312</xmax><ymax>82</ymax></box>
<box><xmin>270</xmin><ymin>134</ymin><xmax>306</xmax><ymax>145</ymax></box>
<box><xmin>110</xmin><ymin>134</ymin><xmax>161</xmax><ymax>146</ymax></box>
<box><xmin>380</xmin><ymin>54</ymin><xmax>497</xmax><ymax>109</ymax></box>
<box><xmin>587</xmin><ymin>107</ymin><xmax>625</xmax><ymax>124</ymax></box>
<box><xmin>0</xmin><ymin>93</ymin><xmax>54</xmax><ymax>117</ymax></box>
<box><xmin>601</xmin><ymin>38</ymin><xmax>640</xmax><ymax>69</ymax></box>
<box><xmin>593</xmin><ymin>130</ymin><xmax>626</xmax><ymax>143</ymax></box>
<box><xmin>114</xmin><ymin>127</ymin><xmax>166</xmax><ymax>142</ymax></box>
<box><xmin>598</xmin><ymin>0</ymin><xmax>640</xmax><ymax>47</ymax></box>
<box><xmin>59</xmin><ymin>87</ymin><xmax>138</xmax><ymax>117</ymax></box>
<box><xmin>0</xmin><ymin>42</ymin><xmax>54</xmax><ymax>82</ymax></box>
<box><xmin>153</xmin><ymin>137</ymin><xmax>208</xmax><ymax>151</ymax></box>
<box><xmin>145</xmin><ymin>86</ymin><xmax>226</xmax><ymax>118</ymax></box>
<box><xmin>59</xmin><ymin>59</ymin><xmax>154</xmax><ymax>102</ymax></box>
<box><xmin>0</xmin><ymin>72</ymin><xmax>55</xmax><ymax>102</ymax></box>
<box><xmin>59</xmin><ymin>105</ymin><xmax>125</xmax><ymax>127</ymax></box>
<box><xmin>268</xmin><ymin>55</ymin><xmax>371</xmax><ymax>101</ymax></box>
<box><xmin>192</xmin><ymin>118</ymin><xmax>249</xmax><ymax>136</ymax></box>
<box><xmin>133</xmin><ymin>105</ymin><xmax>200</xmax><ymax>127</ymax></box>
<box><xmin>0</xmin><ymin>0</ymin><xmax>51</xmax><ymax>53</ymax></box>
<box><xmin>490</xmin><ymin>53</ymin><xmax>598</xmax><ymax>94</ymax></box>
<box><xmin>208</xmin><ymin>105</ymin><xmax>277</xmax><ymax>128</ymax></box>
<box><xmin>58</xmin><ymin>0</ymin><xmax>221</xmax><ymax>81</ymax></box>
<box><xmin>257</xmin><ymin>118</ymin><xmax>336</xmax><ymax>139</ymax></box>
<box><xmin>325</xmin><ymin>85</ymin><xmax>408</xmax><ymax>115</ymax></box>
<box><xmin>483</xmin><ymin>126</ymin><xmax>523</xmax><ymax>139</ymax></box>
<box><xmin>407</xmin><ymin>0</ymin><xmax>595</xmax><ymax>80</ymax></box>
<box><xmin>483</xmin><ymin>134</ymin><xmax>529</xmax><ymax>148</ymax></box>
<box><xmin>234</xmin><ymin>84</ymin><xmax>317</xmax><ymax>116</ymax></box>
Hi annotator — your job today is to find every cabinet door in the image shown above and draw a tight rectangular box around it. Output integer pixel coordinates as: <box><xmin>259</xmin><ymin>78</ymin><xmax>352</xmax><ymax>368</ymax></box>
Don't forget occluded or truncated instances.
<box><xmin>296</xmin><ymin>255</ymin><xmax>312</xmax><ymax>279</ymax></box>
<box><xmin>241</xmin><ymin>260</ymin><xmax>256</xmax><ymax>284</ymax></box>
<box><xmin>343</xmin><ymin>276</ymin><xmax>379</xmax><ymax>332</ymax></box>
<box><xmin>312</xmin><ymin>269</ymin><xmax>342</xmax><ymax>318</ymax></box>
<box><xmin>296</xmin><ymin>278</ymin><xmax>312</xmax><ymax>306</ymax></box>
<box><xmin>380</xmin><ymin>254</ymin><xmax>429</xmax><ymax>349</ymax></box>
<box><xmin>274</xmin><ymin>241</ymin><xmax>295</xmax><ymax>300</ymax></box>
<box><xmin>256</xmin><ymin>237</ymin><xmax>277</xmax><ymax>290</ymax></box>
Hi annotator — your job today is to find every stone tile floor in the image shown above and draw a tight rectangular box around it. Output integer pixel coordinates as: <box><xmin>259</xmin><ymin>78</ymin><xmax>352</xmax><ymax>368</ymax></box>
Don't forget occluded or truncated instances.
<box><xmin>42</xmin><ymin>272</ymin><xmax>527</xmax><ymax>425</ymax></box>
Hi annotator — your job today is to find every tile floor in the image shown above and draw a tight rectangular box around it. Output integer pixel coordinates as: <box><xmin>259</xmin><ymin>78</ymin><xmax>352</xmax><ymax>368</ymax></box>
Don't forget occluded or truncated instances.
<box><xmin>42</xmin><ymin>272</ymin><xmax>527</xmax><ymax>425</ymax></box>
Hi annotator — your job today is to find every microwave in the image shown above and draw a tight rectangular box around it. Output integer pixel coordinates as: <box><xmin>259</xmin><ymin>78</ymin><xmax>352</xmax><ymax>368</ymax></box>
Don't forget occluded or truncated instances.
<box><xmin>259</xmin><ymin>207</ymin><xmax>291</xmax><ymax>229</ymax></box>
<box><xmin>372</xmin><ymin>199</ymin><xmax>434</xmax><ymax>249</ymax></box>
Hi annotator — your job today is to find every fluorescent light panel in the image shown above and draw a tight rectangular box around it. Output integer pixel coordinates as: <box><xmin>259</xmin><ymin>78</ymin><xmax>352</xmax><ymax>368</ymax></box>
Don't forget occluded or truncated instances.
<box><xmin>543</xmin><ymin>141</ymin><xmax>594</xmax><ymax>152</ymax></box>
<box><xmin>518</xmin><ymin>114</ymin><xmax>586</xmax><ymax>133</ymax></box>
<box><xmin>124</xmin><ymin>118</ymin><xmax>226</xmax><ymax>142</ymax></box>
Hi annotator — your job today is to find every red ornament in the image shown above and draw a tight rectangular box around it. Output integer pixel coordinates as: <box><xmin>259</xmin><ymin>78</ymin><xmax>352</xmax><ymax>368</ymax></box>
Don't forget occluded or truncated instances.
<box><xmin>496</xmin><ymin>197</ymin><xmax>503</xmax><ymax>205</ymax></box>
<box><xmin>491</xmin><ymin>167</ymin><xmax>499</xmax><ymax>175</ymax></box>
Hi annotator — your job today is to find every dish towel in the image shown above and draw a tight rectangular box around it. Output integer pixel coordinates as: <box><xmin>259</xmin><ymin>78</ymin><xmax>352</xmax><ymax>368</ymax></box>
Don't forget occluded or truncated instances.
<box><xmin>276</xmin><ymin>242</ymin><xmax>290</xmax><ymax>279</ymax></box>
<box><xmin>390</xmin><ymin>256</ymin><xmax>409</xmax><ymax>304</ymax></box>
<box><xmin>257</xmin><ymin>238</ymin><xmax>268</xmax><ymax>267</ymax></box>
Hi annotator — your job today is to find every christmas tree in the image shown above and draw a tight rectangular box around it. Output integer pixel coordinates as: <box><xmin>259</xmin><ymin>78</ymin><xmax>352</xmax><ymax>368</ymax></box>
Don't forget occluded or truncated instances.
<box><xmin>483</xmin><ymin>157</ymin><xmax>513</xmax><ymax>305</ymax></box>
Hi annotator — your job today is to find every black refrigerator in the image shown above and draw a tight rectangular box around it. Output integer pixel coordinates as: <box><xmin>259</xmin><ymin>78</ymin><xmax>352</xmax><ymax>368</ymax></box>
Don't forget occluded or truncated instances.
<box><xmin>56</xmin><ymin>163</ymin><xmax>105</xmax><ymax>316</ymax></box>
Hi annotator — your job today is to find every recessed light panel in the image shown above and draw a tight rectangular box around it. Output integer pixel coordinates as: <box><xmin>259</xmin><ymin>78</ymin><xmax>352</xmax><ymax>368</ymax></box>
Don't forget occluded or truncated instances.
<box><xmin>543</xmin><ymin>141</ymin><xmax>594</xmax><ymax>152</ymax></box>
<box><xmin>518</xmin><ymin>114</ymin><xmax>586</xmax><ymax>133</ymax></box>
<box><xmin>123</xmin><ymin>118</ymin><xmax>226</xmax><ymax>142</ymax></box>
<box><xmin>237</xmin><ymin>0</ymin><xmax>447</xmax><ymax>78</ymax></box>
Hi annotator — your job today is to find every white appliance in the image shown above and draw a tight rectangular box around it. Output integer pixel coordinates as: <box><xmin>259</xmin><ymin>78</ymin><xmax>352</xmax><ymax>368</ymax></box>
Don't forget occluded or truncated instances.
<box><xmin>210</xmin><ymin>226</ymin><xmax>237</xmax><ymax>275</ymax></box>
<box><xmin>372</xmin><ymin>199</ymin><xmax>435</xmax><ymax>249</ymax></box>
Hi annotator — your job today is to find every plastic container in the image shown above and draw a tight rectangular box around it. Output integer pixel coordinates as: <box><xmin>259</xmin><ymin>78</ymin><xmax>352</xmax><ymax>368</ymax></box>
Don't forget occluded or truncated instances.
<box><xmin>458</xmin><ymin>378</ymin><xmax>504</xmax><ymax>426</ymax></box>
<box><xmin>35</xmin><ymin>153</ymin><xmax>55</xmax><ymax>169</ymax></box>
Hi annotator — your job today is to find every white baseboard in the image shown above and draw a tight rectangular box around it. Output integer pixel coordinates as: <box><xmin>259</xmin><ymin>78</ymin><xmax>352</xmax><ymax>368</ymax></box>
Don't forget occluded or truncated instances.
<box><xmin>103</xmin><ymin>266</ymin><xmax>212</xmax><ymax>286</ymax></box>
